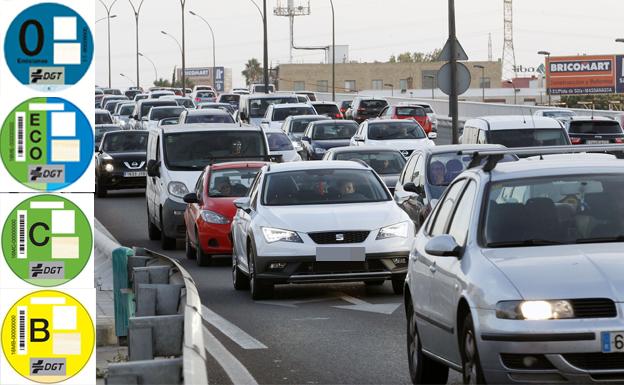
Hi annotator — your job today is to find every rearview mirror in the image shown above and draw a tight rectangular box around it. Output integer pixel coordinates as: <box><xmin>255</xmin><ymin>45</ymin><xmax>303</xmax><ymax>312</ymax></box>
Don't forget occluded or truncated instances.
<box><xmin>425</xmin><ymin>235</ymin><xmax>461</xmax><ymax>257</ymax></box>
<box><xmin>183</xmin><ymin>193</ymin><xmax>200</xmax><ymax>204</ymax></box>
<box><xmin>403</xmin><ymin>182</ymin><xmax>424</xmax><ymax>196</ymax></box>
<box><xmin>146</xmin><ymin>159</ymin><xmax>161</xmax><ymax>178</ymax></box>
<box><xmin>428</xmin><ymin>132</ymin><xmax>438</xmax><ymax>140</ymax></box>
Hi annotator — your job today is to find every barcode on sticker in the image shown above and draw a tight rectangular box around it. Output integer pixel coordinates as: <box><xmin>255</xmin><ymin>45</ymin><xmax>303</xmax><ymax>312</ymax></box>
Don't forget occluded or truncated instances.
<box><xmin>18</xmin><ymin>306</ymin><xmax>27</xmax><ymax>355</ymax></box>
<box><xmin>17</xmin><ymin>210</ymin><xmax>27</xmax><ymax>259</ymax></box>
<box><xmin>16</xmin><ymin>112</ymin><xmax>26</xmax><ymax>162</ymax></box>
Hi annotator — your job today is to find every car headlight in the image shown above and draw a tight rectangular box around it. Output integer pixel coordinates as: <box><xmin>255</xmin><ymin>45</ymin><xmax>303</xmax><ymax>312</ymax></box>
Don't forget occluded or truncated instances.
<box><xmin>200</xmin><ymin>210</ymin><xmax>230</xmax><ymax>224</ymax></box>
<box><xmin>376</xmin><ymin>221</ymin><xmax>409</xmax><ymax>240</ymax></box>
<box><xmin>314</xmin><ymin>147</ymin><xmax>326</xmax><ymax>154</ymax></box>
<box><xmin>168</xmin><ymin>181</ymin><xmax>189</xmax><ymax>198</ymax></box>
<box><xmin>496</xmin><ymin>300</ymin><xmax>575</xmax><ymax>320</ymax></box>
<box><xmin>261</xmin><ymin>227</ymin><xmax>303</xmax><ymax>243</ymax></box>
<box><xmin>292</xmin><ymin>141</ymin><xmax>302</xmax><ymax>151</ymax></box>
<box><xmin>104</xmin><ymin>163</ymin><xmax>114</xmax><ymax>172</ymax></box>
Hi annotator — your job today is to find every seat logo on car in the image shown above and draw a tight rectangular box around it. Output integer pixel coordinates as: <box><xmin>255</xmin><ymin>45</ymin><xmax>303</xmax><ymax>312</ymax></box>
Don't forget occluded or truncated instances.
<box><xmin>335</xmin><ymin>234</ymin><xmax>345</xmax><ymax>242</ymax></box>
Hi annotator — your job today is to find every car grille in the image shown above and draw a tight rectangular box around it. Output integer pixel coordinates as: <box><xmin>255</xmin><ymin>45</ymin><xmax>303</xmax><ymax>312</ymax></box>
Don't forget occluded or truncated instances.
<box><xmin>308</xmin><ymin>231</ymin><xmax>370</xmax><ymax>244</ymax></box>
<box><xmin>570</xmin><ymin>298</ymin><xmax>617</xmax><ymax>318</ymax></box>
<box><xmin>563</xmin><ymin>353</ymin><xmax>624</xmax><ymax>370</ymax></box>
<box><xmin>294</xmin><ymin>260</ymin><xmax>386</xmax><ymax>275</ymax></box>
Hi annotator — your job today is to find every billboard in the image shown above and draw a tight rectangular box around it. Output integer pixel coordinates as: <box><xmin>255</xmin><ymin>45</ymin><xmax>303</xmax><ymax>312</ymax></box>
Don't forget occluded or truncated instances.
<box><xmin>214</xmin><ymin>67</ymin><xmax>225</xmax><ymax>92</ymax></box>
<box><xmin>546</xmin><ymin>55</ymin><xmax>621</xmax><ymax>95</ymax></box>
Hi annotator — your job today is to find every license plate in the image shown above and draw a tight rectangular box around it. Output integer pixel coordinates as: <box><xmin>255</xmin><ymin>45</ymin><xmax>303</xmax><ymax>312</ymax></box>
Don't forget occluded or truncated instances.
<box><xmin>124</xmin><ymin>171</ymin><xmax>147</xmax><ymax>177</ymax></box>
<box><xmin>316</xmin><ymin>247</ymin><xmax>365</xmax><ymax>262</ymax></box>
<box><xmin>587</xmin><ymin>140</ymin><xmax>609</xmax><ymax>144</ymax></box>
<box><xmin>601</xmin><ymin>331</ymin><xmax>624</xmax><ymax>353</ymax></box>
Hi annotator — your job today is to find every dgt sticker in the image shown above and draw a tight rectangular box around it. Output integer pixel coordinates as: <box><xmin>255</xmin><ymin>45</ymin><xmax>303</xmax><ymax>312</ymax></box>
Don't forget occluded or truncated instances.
<box><xmin>2</xmin><ymin>195</ymin><xmax>92</xmax><ymax>287</ymax></box>
<box><xmin>4</xmin><ymin>3</ymin><xmax>94</xmax><ymax>91</ymax></box>
<box><xmin>0</xmin><ymin>98</ymin><xmax>94</xmax><ymax>191</ymax></box>
<box><xmin>1</xmin><ymin>291</ymin><xmax>94</xmax><ymax>383</ymax></box>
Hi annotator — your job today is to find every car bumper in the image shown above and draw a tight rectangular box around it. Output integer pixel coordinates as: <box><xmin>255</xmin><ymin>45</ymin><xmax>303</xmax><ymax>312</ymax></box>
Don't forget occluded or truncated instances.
<box><xmin>162</xmin><ymin>198</ymin><xmax>187</xmax><ymax>239</ymax></box>
<box><xmin>98</xmin><ymin>172</ymin><xmax>147</xmax><ymax>190</ymax></box>
<box><xmin>197</xmin><ymin>222</ymin><xmax>233</xmax><ymax>255</ymax></box>
<box><xmin>474</xmin><ymin>306</ymin><xmax>624</xmax><ymax>384</ymax></box>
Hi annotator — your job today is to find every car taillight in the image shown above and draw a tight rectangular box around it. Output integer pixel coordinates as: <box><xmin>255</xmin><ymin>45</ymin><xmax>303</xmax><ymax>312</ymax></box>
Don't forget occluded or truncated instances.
<box><xmin>357</xmin><ymin>108</ymin><xmax>366</xmax><ymax>112</ymax></box>
<box><xmin>616</xmin><ymin>138</ymin><xmax>623</xmax><ymax>144</ymax></box>
<box><xmin>570</xmin><ymin>137</ymin><xmax>582</xmax><ymax>145</ymax></box>
<box><xmin>335</xmin><ymin>113</ymin><xmax>343</xmax><ymax>118</ymax></box>
<box><xmin>195</xmin><ymin>97</ymin><xmax>201</xmax><ymax>102</ymax></box>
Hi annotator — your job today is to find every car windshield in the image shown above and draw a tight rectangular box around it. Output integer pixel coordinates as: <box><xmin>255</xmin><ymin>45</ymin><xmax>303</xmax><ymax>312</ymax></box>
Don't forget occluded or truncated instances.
<box><xmin>267</xmin><ymin>132</ymin><xmax>294</xmax><ymax>151</ymax></box>
<box><xmin>149</xmin><ymin>107</ymin><xmax>184</xmax><ymax>121</ymax></box>
<box><xmin>335</xmin><ymin>151</ymin><xmax>406</xmax><ymax>175</ymax></box>
<box><xmin>253</xmin><ymin>85</ymin><xmax>274</xmax><ymax>93</ymax></box>
<box><xmin>361</xmin><ymin>100</ymin><xmax>387</xmax><ymax>110</ymax></box>
<box><xmin>290</xmin><ymin>118</ymin><xmax>324</xmax><ymax>136</ymax></box>
<box><xmin>484</xmin><ymin>174</ymin><xmax>624</xmax><ymax>247</ymax></box>
<box><xmin>249</xmin><ymin>97</ymin><xmax>298</xmax><ymax>118</ymax></box>
<box><xmin>96</xmin><ymin>112</ymin><xmax>113</xmax><ymax>125</ymax></box>
<box><xmin>396</xmin><ymin>107</ymin><xmax>426</xmax><ymax>117</ymax></box>
<box><xmin>368</xmin><ymin>121</ymin><xmax>425</xmax><ymax>140</ymax></box>
<box><xmin>220</xmin><ymin>95</ymin><xmax>240</xmax><ymax>104</ymax></box>
<box><xmin>312</xmin><ymin>123</ymin><xmax>357</xmax><ymax>140</ymax></box>
<box><xmin>263</xmin><ymin>169</ymin><xmax>390</xmax><ymax>206</ymax></box>
<box><xmin>95</xmin><ymin>127</ymin><xmax>118</xmax><ymax>144</ymax></box>
<box><xmin>140</xmin><ymin>101</ymin><xmax>177</xmax><ymax>117</ymax></box>
<box><xmin>118</xmin><ymin>104</ymin><xmax>134</xmax><ymax>115</ymax></box>
<box><xmin>177</xmin><ymin>99</ymin><xmax>195</xmax><ymax>108</ymax></box>
<box><xmin>568</xmin><ymin>121</ymin><xmax>623</xmax><ymax>134</ymax></box>
<box><xmin>341</xmin><ymin>101</ymin><xmax>352</xmax><ymax>109</ymax></box>
<box><xmin>313</xmin><ymin>104</ymin><xmax>340</xmax><ymax>117</ymax></box>
<box><xmin>184</xmin><ymin>113</ymin><xmax>234</xmax><ymax>124</ymax></box>
<box><xmin>416</xmin><ymin>105</ymin><xmax>434</xmax><ymax>114</ymax></box>
<box><xmin>428</xmin><ymin>153</ymin><xmax>517</xmax><ymax>199</ymax></box>
<box><xmin>488</xmin><ymin>129</ymin><xmax>569</xmax><ymax>148</ymax></box>
<box><xmin>163</xmin><ymin>131</ymin><xmax>266</xmax><ymax>170</ymax></box>
<box><xmin>543</xmin><ymin>111</ymin><xmax>575</xmax><ymax>118</ymax></box>
<box><xmin>272</xmin><ymin>106</ymin><xmax>315</xmax><ymax>121</ymax></box>
<box><xmin>197</xmin><ymin>91</ymin><xmax>215</xmax><ymax>98</ymax></box>
<box><xmin>104</xmin><ymin>102</ymin><xmax>119</xmax><ymax>113</ymax></box>
<box><xmin>102</xmin><ymin>132</ymin><xmax>148</xmax><ymax>152</ymax></box>
<box><xmin>208</xmin><ymin>168</ymin><xmax>261</xmax><ymax>197</ymax></box>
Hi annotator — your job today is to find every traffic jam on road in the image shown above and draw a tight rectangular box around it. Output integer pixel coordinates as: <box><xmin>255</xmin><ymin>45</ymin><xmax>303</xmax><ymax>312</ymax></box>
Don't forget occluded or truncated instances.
<box><xmin>94</xmin><ymin>82</ymin><xmax>624</xmax><ymax>384</ymax></box>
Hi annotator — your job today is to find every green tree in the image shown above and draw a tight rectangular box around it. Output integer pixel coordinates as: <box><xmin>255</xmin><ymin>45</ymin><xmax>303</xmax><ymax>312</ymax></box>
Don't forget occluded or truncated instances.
<box><xmin>242</xmin><ymin>58</ymin><xmax>263</xmax><ymax>85</ymax></box>
<box><xmin>153</xmin><ymin>78</ymin><xmax>172</xmax><ymax>87</ymax></box>
<box><xmin>389</xmin><ymin>48</ymin><xmax>443</xmax><ymax>63</ymax></box>
<box><xmin>560</xmin><ymin>94</ymin><xmax>624</xmax><ymax>110</ymax></box>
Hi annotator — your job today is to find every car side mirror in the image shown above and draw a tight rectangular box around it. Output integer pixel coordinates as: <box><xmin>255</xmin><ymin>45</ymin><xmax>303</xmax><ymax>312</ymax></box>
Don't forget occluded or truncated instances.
<box><xmin>428</xmin><ymin>132</ymin><xmax>438</xmax><ymax>140</ymax></box>
<box><xmin>354</xmin><ymin>136</ymin><xmax>365</xmax><ymax>142</ymax></box>
<box><xmin>132</xmin><ymin>115</ymin><xmax>138</xmax><ymax>120</ymax></box>
<box><xmin>301</xmin><ymin>136</ymin><xmax>311</xmax><ymax>142</ymax></box>
<box><xmin>425</xmin><ymin>235</ymin><xmax>461</xmax><ymax>258</ymax></box>
<box><xmin>403</xmin><ymin>182</ymin><xmax>420</xmax><ymax>194</ymax></box>
<box><xmin>261</xmin><ymin>119</ymin><xmax>269</xmax><ymax>125</ymax></box>
<box><xmin>233</xmin><ymin>197</ymin><xmax>252</xmax><ymax>214</ymax></box>
<box><xmin>146</xmin><ymin>159</ymin><xmax>161</xmax><ymax>178</ymax></box>
<box><xmin>142</xmin><ymin>116</ymin><xmax>148</xmax><ymax>121</ymax></box>
<box><xmin>183</xmin><ymin>192</ymin><xmax>200</xmax><ymax>204</ymax></box>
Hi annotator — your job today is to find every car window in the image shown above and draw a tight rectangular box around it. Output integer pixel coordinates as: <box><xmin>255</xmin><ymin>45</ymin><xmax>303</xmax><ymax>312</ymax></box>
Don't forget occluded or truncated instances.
<box><xmin>412</xmin><ymin>154</ymin><xmax>425</xmax><ymax>187</ymax></box>
<box><xmin>267</xmin><ymin>132</ymin><xmax>294</xmax><ymax>151</ymax></box>
<box><xmin>102</xmin><ymin>132</ymin><xmax>148</xmax><ymax>152</ymax></box>
<box><xmin>568</xmin><ymin>121</ymin><xmax>623</xmax><ymax>134</ymax></box>
<box><xmin>430</xmin><ymin>180</ymin><xmax>466</xmax><ymax>237</ymax></box>
<box><xmin>195</xmin><ymin>171</ymin><xmax>205</xmax><ymax>194</ymax></box>
<box><xmin>368</xmin><ymin>121</ymin><xmax>425</xmax><ymax>140</ymax></box>
<box><xmin>447</xmin><ymin>181</ymin><xmax>477</xmax><ymax>247</ymax></box>
<box><xmin>396</xmin><ymin>107</ymin><xmax>426</xmax><ymax>117</ymax></box>
<box><xmin>335</xmin><ymin>151</ymin><xmax>406</xmax><ymax>175</ymax></box>
<box><xmin>488</xmin><ymin>129</ymin><xmax>569</xmax><ymax>147</ymax></box>
<box><xmin>208</xmin><ymin>168</ymin><xmax>261</xmax><ymax>198</ymax></box>
<box><xmin>401</xmin><ymin>155</ymin><xmax>419</xmax><ymax>185</ymax></box>
<box><xmin>361</xmin><ymin>100</ymin><xmax>388</xmax><ymax>109</ymax></box>
<box><xmin>95</xmin><ymin>112</ymin><xmax>113</xmax><ymax>125</ymax></box>
<box><xmin>149</xmin><ymin>107</ymin><xmax>184</xmax><ymax>121</ymax></box>
<box><xmin>313</xmin><ymin>104</ymin><xmax>340</xmax><ymax>117</ymax></box>
<box><xmin>312</xmin><ymin>123</ymin><xmax>357</xmax><ymax>140</ymax></box>
<box><xmin>184</xmin><ymin>114</ymin><xmax>234</xmax><ymax>124</ymax></box>
<box><xmin>272</xmin><ymin>106</ymin><xmax>316</xmax><ymax>121</ymax></box>
<box><xmin>249</xmin><ymin>97</ymin><xmax>298</xmax><ymax>118</ymax></box>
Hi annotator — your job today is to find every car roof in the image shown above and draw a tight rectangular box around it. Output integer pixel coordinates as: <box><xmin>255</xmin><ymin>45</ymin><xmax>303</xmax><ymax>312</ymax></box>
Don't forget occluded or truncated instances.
<box><xmin>158</xmin><ymin>123</ymin><xmax>258</xmax><ymax>134</ymax></box>
<box><xmin>209</xmin><ymin>161</ymin><xmax>269</xmax><ymax>171</ymax></box>
<box><xmin>328</xmin><ymin>146</ymin><xmax>403</xmax><ymax>154</ymax></box>
<box><xmin>427</xmin><ymin>144</ymin><xmax>508</xmax><ymax>154</ymax></box>
<box><xmin>186</xmin><ymin>108</ymin><xmax>230</xmax><ymax>115</ymax></box>
<box><xmin>311</xmin><ymin>101</ymin><xmax>338</xmax><ymax>105</ymax></box>
<box><xmin>271</xmin><ymin>103</ymin><xmax>313</xmax><ymax>109</ymax></box>
<box><xmin>310</xmin><ymin>119</ymin><xmax>356</xmax><ymax>125</ymax></box>
<box><xmin>288</xmin><ymin>115</ymin><xmax>327</xmax><ymax>121</ymax></box>
<box><xmin>484</xmin><ymin>158</ymin><xmax>624</xmax><ymax>182</ymax></box>
<box><xmin>150</xmin><ymin>105</ymin><xmax>184</xmax><ymax>110</ymax></box>
<box><xmin>96</xmin><ymin>124</ymin><xmax>122</xmax><ymax>129</ymax></box>
<box><xmin>95</xmin><ymin>109</ymin><xmax>110</xmax><ymax>114</ymax></box>
<box><xmin>103</xmin><ymin>129</ymin><xmax>146</xmax><ymax>136</ymax></box>
<box><xmin>263</xmin><ymin>127</ymin><xmax>289</xmax><ymax>134</ymax></box>
<box><xmin>245</xmin><ymin>93</ymin><xmax>298</xmax><ymax>99</ymax></box>
<box><xmin>266</xmin><ymin>160</ymin><xmax>370</xmax><ymax>173</ymax></box>
<box><xmin>368</xmin><ymin>119</ymin><xmax>417</xmax><ymax>124</ymax></box>
<box><xmin>568</xmin><ymin>116</ymin><xmax>615</xmax><ymax>122</ymax></box>
<box><xmin>466</xmin><ymin>115</ymin><xmax>563</xmax><ymax>130</ymax></box>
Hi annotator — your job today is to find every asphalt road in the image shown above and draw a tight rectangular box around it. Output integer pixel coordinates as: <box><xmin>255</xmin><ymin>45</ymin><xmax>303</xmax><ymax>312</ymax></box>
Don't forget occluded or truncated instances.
<box><xmin>95</xmin><ymin>190</ymin><xmax>461</xmax><ymax>385</ymax></box>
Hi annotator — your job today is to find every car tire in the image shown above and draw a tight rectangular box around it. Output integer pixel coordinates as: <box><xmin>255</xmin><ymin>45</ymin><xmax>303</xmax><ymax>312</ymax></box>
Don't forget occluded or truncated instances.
<box><xmin>406</xmin><ymin>301</ymin><xmax>449</xmax><ymax>384</ymax></box>
<box><xmin>185</xmin><ymin>232</ymin><xmax>197</xmax><ymax>260</ymax></box>
<box><xmin>461</xmin><ymin>314</ymin><xmax>486</xmax><ymax>385</ymax></box>
<box><xmin>248</xmin><ymin>243</ymin><xmax>273</xmax><ymax>300</ymax></box>
<box><xmin>392</xmin><ymin>277</ymin><xmax>405</xmax><ymax>295</ymax></box>
<box><xmin>147</xmin><ymin>209</ymin><xmax>161</xmax><ymax>241</ymax></box>
<box><xmin>365</xmin><ymin>280</ymin><xmax>385</xmax><ymax>286</ymax></box>
<box><xmin>159</xmin><ymin>209</ymin><xmax>177</xmax><ymax>250</ymax></box>
<box><xmin>196</xmin><ymin>244</ymin><xmax>212</xmax><ymax>267</ymax></box>
<box><xmin>95</xmin><ymin>177</ymin><xmax>107</xmax><ymax>198</ymax></box>
<box><xmin>232</xmin><ymin>255</ymin><xmax>250</xmax><ymax>290</ymax></box>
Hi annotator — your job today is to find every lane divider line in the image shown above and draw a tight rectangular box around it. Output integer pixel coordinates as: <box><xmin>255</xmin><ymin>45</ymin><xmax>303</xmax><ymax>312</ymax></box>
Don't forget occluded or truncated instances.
<box><xmin>201</xmin><ymin>305</ymin><xmax>268</xmax><ymax>350</ymax></box>
<box><xmin>202</xmin><ymin>327</ymin><xmax>259</xmax><ymax>385</ymax></box>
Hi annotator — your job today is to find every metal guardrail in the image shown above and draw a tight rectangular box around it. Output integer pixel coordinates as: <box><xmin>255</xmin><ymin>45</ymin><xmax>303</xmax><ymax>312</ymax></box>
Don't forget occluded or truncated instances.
<box><xmin>106</xmin><ymin>247</ymin><xmax>208</xmax><ymax>385</ymax></box>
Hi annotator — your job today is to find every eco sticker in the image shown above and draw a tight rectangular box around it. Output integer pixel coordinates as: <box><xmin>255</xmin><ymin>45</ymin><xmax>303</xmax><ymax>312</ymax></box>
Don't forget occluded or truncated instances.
<box><xmin>0</xmin><ymin>97</ymin><xmax>94</xmax><ymax>191</ymax></box>
<box><xmin>4</xmin><ymin>3</ymin><xmax>94</xmax><ymax>91</ymax></box>
<box><xmin>2</xmin><ymin>195</ymin><xmax>92</xmax><ymax>287</ymax></box>
<box><xmin>1</xmin><ymin>290</ymin><xmax>94</xmax><ymax>383</ymax></box>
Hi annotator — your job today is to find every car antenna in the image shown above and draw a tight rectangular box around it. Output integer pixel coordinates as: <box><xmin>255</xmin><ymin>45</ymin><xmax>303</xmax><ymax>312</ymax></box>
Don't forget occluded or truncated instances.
<box><xmin>529</xmin><ymin>106</ymin><xmax>537</xmax><ymax>129</ymax></box>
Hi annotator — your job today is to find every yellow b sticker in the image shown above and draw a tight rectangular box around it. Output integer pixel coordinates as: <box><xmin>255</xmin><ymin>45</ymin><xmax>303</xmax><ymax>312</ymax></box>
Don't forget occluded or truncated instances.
<box><xmin>1</xmin><ymin>290</ymin><xmax>94</xmax><ymax>383</ymax></box>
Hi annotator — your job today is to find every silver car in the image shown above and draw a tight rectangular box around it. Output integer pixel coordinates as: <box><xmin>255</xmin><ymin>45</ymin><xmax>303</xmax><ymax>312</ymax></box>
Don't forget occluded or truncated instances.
<box><xmin>405</xmin><ymin>147</ymin><xmax>624</xmax><ymax>384</ymax></box>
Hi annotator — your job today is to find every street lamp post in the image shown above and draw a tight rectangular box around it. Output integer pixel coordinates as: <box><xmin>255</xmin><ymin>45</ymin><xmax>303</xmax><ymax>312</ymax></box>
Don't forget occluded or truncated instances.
<box><xmin>120</xmin><ymin>73</ymin><xmax>134</xmax><ymax>85</ymax></box>
<box><xmin>98</xmin><ymin>0</ymin><xmax>117</xmax><ymax>89</ymax></box>
<box><xmin>506</xmin><ymin>80</ymin><xmax>518</xmax><ymax>104</ymax></box>
<box><xmin>128</xmin><ymin>0</ymin><xmax>146</xmax><ymax>89</ymax></box>
<box><xmin>329</xmin><ymin>0</ymin><xmax>335</xmax><ymax>101</ymax></box>
<box><xmin>179</xmin><ymin>0</ymin><xmax>187</xmax><ymax>92</ymax></box>
<box><xmin>139</xmin><ymin>52</ymin><xmax>158</xmax><ymax>85</ymax></box>
<box><xmin>161</xmin><ymin>30</ymin><xmax>183</xmax><ymax>87</ymax></box>
<box><xmin>384</xmin><ymin>83</ymin><xmax>394</xmax><ymax>97</ymax></box>
<box><xmin>189</xmin><ymin>11</ymin><xmax>216</xmax><ymax>91</ymax></box>
<box><xmin>263</xmin><ymin>0</ymin><xmax>269</xmax><ymax>93</ymax></box>
<box><xmin>537</xmin><ymin>50</ymin><xmax>551</xmax><ymax>106</ymax></box>
<box><xmin>448</xmin><ymin>0</ymin><xmax>459</xmax><ymax>144</ymax></box>
<box><xmin>96</xmin><ymin>15</ymin><xmax>117</xmax><ymax>24</ymax></box>
<box><xmin>424</xmin><ymin>75</ymin><xmax>435</xmax><ymax>100</ymax></box>
<box><xmin>474</xmin><ymin>64</ymin><xmax>486</xmax><ymax>102</ymax></box>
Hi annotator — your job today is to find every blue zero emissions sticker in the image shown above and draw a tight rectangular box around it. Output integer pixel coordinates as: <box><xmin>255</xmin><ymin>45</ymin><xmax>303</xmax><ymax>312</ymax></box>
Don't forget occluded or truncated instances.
<box><xmin>4</xmin><ymin>3</ymin><xmax>94</xmax><ymax>91</ymax></box>
<box><xmin>0</xmin><ymin>98</ymin><xmax>94</xmax><ymax>191</ymax></box>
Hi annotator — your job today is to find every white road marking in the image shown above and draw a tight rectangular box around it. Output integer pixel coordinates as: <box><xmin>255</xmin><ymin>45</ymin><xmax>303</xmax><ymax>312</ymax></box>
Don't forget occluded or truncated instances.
<box><xmin>202</xmin><ymin>327</ymin><xmax>259</xmax><ymax>385</ymax></box>
<box><xmin>334</xmin><ymin>294</ymin><xmax>402</xmax><ymax>315</ymax></box>
<box><xmin>202</xmin><ymin>305</ymin><xmax>268</xmax><ymax>350</ymax></box>
<box><xmin>255</xmin><ymin>295</ymin><xmax>340</xmax><ymax>308</ymax></box>
<box><xmin>292</xmin><ymin>317</ymin><xmax>330</xmax><ymax>321</ymax></box>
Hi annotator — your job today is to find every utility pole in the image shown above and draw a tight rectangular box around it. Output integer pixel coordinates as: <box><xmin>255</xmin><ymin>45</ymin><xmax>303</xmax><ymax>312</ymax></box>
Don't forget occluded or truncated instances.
<box><xmin>330</xmin><ymin>0</ymin><xmax>335</xmax><ymax>101</ymax></box>
<box><xmin>263</xmin><ymin>0</ymin><xmax>269</xmax><ymax>93</ymax></box>
<box><xmin>98</xmin><ymin>0</ymin><xmax>117</xmax><ymax>89</ymax></box>
<box><xmin>128</xmin><ymin>0</ymin><xmax>146</xmax><ymax>89</ymax></box>
<box><xmin>449</xmin><ymin>0</ymin><xmax>459</xmax><ymax>144</ymax></box>
<box><xmin>180</xmin><ymin>0</ymin><xmax>187</xmax><ymax>92</ymax></box>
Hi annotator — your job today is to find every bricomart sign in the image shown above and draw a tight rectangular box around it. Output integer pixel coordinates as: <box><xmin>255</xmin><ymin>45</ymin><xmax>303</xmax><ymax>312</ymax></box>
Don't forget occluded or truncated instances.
<box><xmin>546</xmin><ymin>55</ymin><xmax>624</xmax><ymax>95</ymax></box>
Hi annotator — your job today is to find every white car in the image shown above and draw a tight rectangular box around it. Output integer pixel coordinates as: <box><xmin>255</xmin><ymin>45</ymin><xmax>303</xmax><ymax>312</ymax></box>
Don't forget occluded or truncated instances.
<box><xmin>534</xmin><ymin>108</ymin><xmax>576</xmax><ymax>123</ymax></box>
<box><xmin>230</xmin><ymin>161</ymin><xmax>415</xmax><ymax>299</ymax></box>
<box><xmin>144</xmin><ymin>106</ymin><xmax>185</xmax><ymax>130</ymax></box>
<box><xmin>264</xmin><ymin>128</ymin><xmax>301</xmax><ymax>162</ymax></box>
<box><xmin>350</xmin><ymin>119</ymin><xmax>435</xmax><ymax>158</ymax></box>
<box><xmin>261</xmin><ymin>103</ymin><xmax>317</xmax><ymax>130</ymax></box>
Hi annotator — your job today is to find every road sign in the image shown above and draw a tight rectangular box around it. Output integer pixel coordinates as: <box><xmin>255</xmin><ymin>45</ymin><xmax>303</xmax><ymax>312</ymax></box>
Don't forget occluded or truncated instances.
<box><xmin>438</xmin><ymin>62</ymin><xmax>472</xmax><ymax>96</ymax></box>
<box><xmin>438</xmin><ymin>37</ymin><xmax>469</xmax><ymax>61</ymax></box>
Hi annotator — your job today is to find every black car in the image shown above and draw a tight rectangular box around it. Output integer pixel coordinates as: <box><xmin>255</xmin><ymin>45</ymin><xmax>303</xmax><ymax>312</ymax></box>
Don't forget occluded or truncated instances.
<box><xmin>95</xmin><ymin>124</ymin><xmax>123</xmax><ymax>150</ymax></box>
<box><xmin>566</xmin><ymin>116</ymin><xmax>624</xmax><ymax>145</ymax></box>
<box><xmin>394</xmin><ymin>144</ymin><xmax>517</xmax><ymax>230</ymax></box>
<box><xmin>95</xmin><ymin>131</ymin><xmax>149</xmax><ymax>197</ymax></box>
<box><xmin>301</xmin><ymin>120</ymin><xmax>359</xmax><ymax>160</ymax></box>
<box><xmin>348</xmin><ymin>97</ymin><xmax>388</xmax><ymax>124</ymax></box>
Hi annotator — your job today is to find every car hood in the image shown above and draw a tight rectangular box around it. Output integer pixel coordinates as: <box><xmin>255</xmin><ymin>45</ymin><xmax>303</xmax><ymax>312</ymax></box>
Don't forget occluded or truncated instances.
<box><xmin>270</xmin><ymin>149</ymin><xmax>300</xmax><ymax>162</ymax></box>
<box><xmin>269</xmin><ymin>121</ymin><xmax>284</xmax><ymax>130</ymax></box>
<box><xmin>483</xmin><ymin>244</ymin><xmax>624</xmax><ymax>302</ymax></box>
<box><xmin>262</xmin><ymin>201</ymin><xmax>405</xmax><ymax>233</ymax></box>
<box><xmin>311</xmin><ymin>139</ymin><xmax>352</xmax><ymax>149</ymax></box>
<box><xmin>366</xmin><ymin>139</ymin><xmax>434</xmax><ymax>150</ymax></box>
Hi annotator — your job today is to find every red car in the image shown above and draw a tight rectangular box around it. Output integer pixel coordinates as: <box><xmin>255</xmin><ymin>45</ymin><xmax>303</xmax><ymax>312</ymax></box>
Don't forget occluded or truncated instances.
<box><xmin>183</xmin><ymin>162</ymin><xmax>266</xmax><ymax>266</ymax></box>
<box><xmin>378</xmin><ymin>104</ymin><xmax>433</xmax><ymax>133</ymax></box>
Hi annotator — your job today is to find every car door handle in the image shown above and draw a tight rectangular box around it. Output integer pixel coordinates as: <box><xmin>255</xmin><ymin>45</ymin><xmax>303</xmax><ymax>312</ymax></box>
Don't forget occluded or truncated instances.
<box><xmin>429</xmin><ymin>263</ymin><xmax>437</xmax><ymax>273</ymax></box>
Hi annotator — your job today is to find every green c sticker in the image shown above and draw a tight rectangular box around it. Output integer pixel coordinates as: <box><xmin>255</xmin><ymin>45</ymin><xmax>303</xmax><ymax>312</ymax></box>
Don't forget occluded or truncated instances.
<box><xmin>2</xmin><ymin>195</ymin><xmax>92</xmax><ymax>286</ymax></box>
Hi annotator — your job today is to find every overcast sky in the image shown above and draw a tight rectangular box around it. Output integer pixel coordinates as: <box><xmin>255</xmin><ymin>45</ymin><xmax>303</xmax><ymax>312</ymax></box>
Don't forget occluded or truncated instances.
<box><xmin>95</xmin><ymin>0</ymin><xmax>624</xmax><ymax>89</ymax></box>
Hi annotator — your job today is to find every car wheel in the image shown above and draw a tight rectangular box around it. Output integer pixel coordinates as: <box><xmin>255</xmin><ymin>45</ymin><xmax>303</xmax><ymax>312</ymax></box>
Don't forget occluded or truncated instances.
<box><xmin>232</xmin><ymin>254</ymin><xmax>250</xmax><ymax>290</ymax></box>
<box><xmin>407</xmin><ymin>301</ymin><xmax>449</xmax><ymax>384</ymax></box>
<box><xmin>248</xmin><ymin>243</ymin><xmax>273</xmax><ymax>300</ymax></box>
<box><xmin>185</xmin><ymin>231</ymin><xmax>197</xmax><ymax>260</ymax></box>
<box><xmin>392</xmin><ymin>277</ymin><xmax>405</xmax><ymax>295</ymax></box>
<box><xmin>196</xmin><ymin>243</ymin><xmax>212</xmax><ymax>266</ymax></box>
<box><xmin>147</xmin><ymin>208</ymin><xmax>161</xmax><ymax>241</ymax></box>
<box><xmin>365</xmin><ymin>280</ymin><xmax>385</xmax><ymax>286</ymax></box>
<box><xmin>95</xmin><ymin>177</ymin><xmax>107</xmax><ymax>198</ymax></box>
<box><xmin>160</xmin><ymin>213</ymin><xmax>177</xmax><ymax>250</ymax></box>
<box><xmin>461</xmin><ymin>314</ymin><xmax>486</xmax><ymax>385</ymax></box>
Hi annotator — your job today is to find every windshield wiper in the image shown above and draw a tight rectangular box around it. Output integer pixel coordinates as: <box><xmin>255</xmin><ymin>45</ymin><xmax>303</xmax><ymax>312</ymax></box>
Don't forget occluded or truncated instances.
<box><xmin>576</xmin><ymin>236</ymin><xmax>624</xmax><ymax>244</ymax></box>
<box><xmin>487</xmin><ymin>239</ymin><xmax>565</xmax><ymax>248</ymax></box>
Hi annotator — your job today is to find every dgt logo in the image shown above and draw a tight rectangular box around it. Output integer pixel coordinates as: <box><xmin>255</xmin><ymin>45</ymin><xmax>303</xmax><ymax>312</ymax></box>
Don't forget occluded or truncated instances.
<box><xmin>30</xmin><ymin>68</ymin><xmax>65</xmax><ymax>85</ymax></box>
<box><xmin>30</xmin><ymin>358</ymin><xmax>66</xmax><ymax>376</ymax></box>
<box><xmin>29</xmin><ymin>166</ymin><xmax>65</xmax><ymax>183</ymax></box>
<box><xmin>29</xmin><ymin>263</ymin><xmax>65</xmax><ymax>279</ymax></box>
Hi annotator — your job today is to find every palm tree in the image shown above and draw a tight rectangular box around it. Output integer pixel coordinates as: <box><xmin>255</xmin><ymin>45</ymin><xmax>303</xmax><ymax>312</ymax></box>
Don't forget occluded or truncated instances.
<box><xmin>242</xmin><ymin>58</ymin><xmax>263</xmax><ymax>85</ymax></box>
